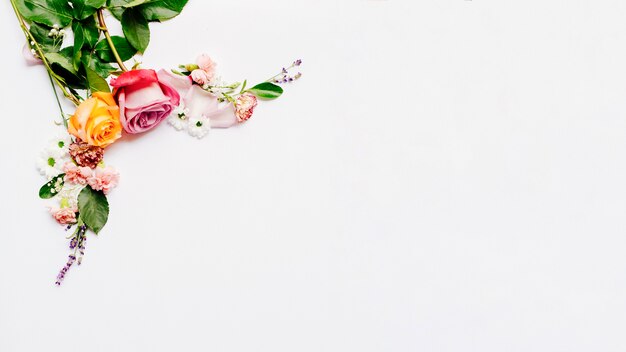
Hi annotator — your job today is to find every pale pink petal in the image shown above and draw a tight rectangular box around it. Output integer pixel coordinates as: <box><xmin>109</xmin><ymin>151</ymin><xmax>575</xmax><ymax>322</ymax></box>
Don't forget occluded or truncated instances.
<box><xmin>157</xmin><ymin>69</ymin><xmax>192</xmax><ymax>97</ymax></box>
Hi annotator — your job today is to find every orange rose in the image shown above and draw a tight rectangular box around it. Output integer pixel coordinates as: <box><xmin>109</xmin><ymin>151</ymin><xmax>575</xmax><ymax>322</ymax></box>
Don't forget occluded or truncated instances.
<box><xmin>68</xmin><ymin>92</ymin><xmax>122</xmax><ymax>148</ymax></box>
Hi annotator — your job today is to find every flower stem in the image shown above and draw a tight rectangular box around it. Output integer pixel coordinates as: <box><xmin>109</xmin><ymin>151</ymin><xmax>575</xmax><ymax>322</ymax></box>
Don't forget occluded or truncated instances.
<box><xmin>8</xmin><ymin>0</ymin><xmax>80</xmax><ymax>106</ymax></box>
<box><xmin>97</xmin><ymin>9</ymin><xmax>128</xmax><ymax>72</ymax></box>
<box><xmin>47</xmin><ymin>72</ymin><xmax>68</xmax><ymax>128</ymax></box>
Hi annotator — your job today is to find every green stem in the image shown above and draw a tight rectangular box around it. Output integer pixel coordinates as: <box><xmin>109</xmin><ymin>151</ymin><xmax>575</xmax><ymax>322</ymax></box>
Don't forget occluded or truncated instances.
<box><xmin>47</xmin><ymin>72</ymin><xmax>68</xmax><ymax>128</ymax></box>
<box><xmin>8</xmin><ymin>0</ymin><xmax>80</xmax><ymax>106</ymax></box>
<box><xmin>97</xmin><ymin>9</ymin><xmax>128</xmax><ymax>72</ymax></box>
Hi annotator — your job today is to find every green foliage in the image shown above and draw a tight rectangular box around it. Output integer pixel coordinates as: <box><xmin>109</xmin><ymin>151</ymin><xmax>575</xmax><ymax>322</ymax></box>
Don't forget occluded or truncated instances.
<box><xmin>74</xmin><ymin>17</ymin><xmax>101</xmax><ymax>48</ymax></box>
<box><xmin>29</xmin><ymin>22</ymin><xmax>61</xmax><ymax>53</ymax></box>
<box><xmin>85</xmin><ymin>63</ymin><xmax>111</xmax><ymax>93</ymax></box>
<box><xmin>139</xmin><ymin>0</ymin><xmax>189</xmax><ymax>21</ymax></box>
<box><xmin>82</xmin><ymin>54</ymin><xmax>115</xmax><ymax>79</ymax></box>
<box><xmin>95</xmin><ymin>36</ymin><xmax>136</xmax><ymax>62</ymax></box>
<box><xmin>248</xmin><ymin>82</ymin><xmax>284</xmax><ymax>100</ymax></box>
<box><xmin>72</xmin><ymin>0</ymin><xmax>106</xmax><ymax>20</ymax></box>
<box><xmin>107</xmin><ymin>0</ymin><xmax>188</xmax><ymax>21</ymax></box>
<box><xmin>15</xmin><ymin>0</ymin><xmax>73</xmax><ymax>27</ymax></box>
<box><xmin>39</xmin><ymin>174</ymin><xmax>65</xmax><ymax>199</ymax></box>
<box><xmin>78</xmin><ymin>186</ymin><xmax>109</xmax><ymax>234</ymax></box>
<box><xmin>72</xmin><ymin>22</ymin><xmax>85</xmax><ymax>69</ymax></box>
<box><xmin>122</xmin><ymin>8</ymin><xmax>150</xmax><ymax>52</ymax></box>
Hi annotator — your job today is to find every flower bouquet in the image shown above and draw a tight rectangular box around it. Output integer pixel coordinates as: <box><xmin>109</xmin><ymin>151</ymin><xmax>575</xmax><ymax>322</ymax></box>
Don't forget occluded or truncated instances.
<box><xmin>9</xmin><ymin>0</ymin><xmax>302</xmax><ymax>285</ymax></box>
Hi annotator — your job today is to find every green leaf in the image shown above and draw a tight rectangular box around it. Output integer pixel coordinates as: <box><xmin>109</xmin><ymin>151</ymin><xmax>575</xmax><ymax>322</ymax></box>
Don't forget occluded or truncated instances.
<box><xmin>94</xmin><ymin>36</ymin><xmax>136</xmax><ymax>62</ymax></box>
<box><xmin>71</xmin><ymin>0</ymin><xmax>106</xmax><ymax>20</ymax></box>
<box><xmin>75</xmin><ymin>17</ymin><xmax>101</xmax><ymax>48</ymax></box>
<box><xmin>47</xmin><ymin>48</ymin><xmax>88</xmax><ymax>89</ymax></box>
<box><xmin>72</xmin><ymin>21</ymin><xmax>85</xmax><ymax>70</ymax></box>
<box><xmin>84</xmin><ymin>63</ymin><xmax>111</xmax><ymax>93</ymax></box>
<box><xmin>39</xmin><ymin>174</ymin><xmax>65</xmax><ymax>199</ymax></box>
<box><xmin>247</xmin><ymin>82</ymin><xmax>284</xmax><ymax>100</ymax></box>
<box><xmin>138</xmin><ymin>0</ymin><xmax>189</xmax><ymax>21</ymax></box>
<box><xmin>46</xmin><ymin>50</ymin><xmax>78</xmax><ymax>75</ymax></box>
<box><xmin>78</xmin><ymin>186</ymin><xmax>109</xmax><ymax>234</ymax></box>
<box><xmin>29</xmin><ymin>23</ymin><xmax>61</xmax><ymax>53</ymax></box>
<box><xmin>82</xmin><ymin>54</ymin><xmax>115</xmax><ymax>79</ymax></box>
<box><xmin>107</xmin><ymin>0</ymin><xmax>149</xmax><ymax>19</ymax></box>
<box><xmin>15</xmin><ymin>0</ymin><xmax>73</xmax><ymax>27</ymax></box>
<box><xmin>121</xmin><ymin>9</ymin><xmax>150</xmax><ymax>52</ymax></box>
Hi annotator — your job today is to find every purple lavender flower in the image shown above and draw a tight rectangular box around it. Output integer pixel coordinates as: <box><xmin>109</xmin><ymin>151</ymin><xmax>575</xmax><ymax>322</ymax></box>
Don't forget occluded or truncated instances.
<box><xmin>55</xmin><ymin>254</ymin><xmax>76</xmax><ymax>286</ymax></box>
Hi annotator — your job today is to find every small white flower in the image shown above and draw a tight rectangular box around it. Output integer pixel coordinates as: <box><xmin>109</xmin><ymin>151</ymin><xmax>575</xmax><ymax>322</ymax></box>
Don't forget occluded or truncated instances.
<box><xmin>47</xmin><ymin>133</ymin><xmax>71</xmax><ymax>158</ymax></box>
<box><xmin>168</xmin><ymin>104</ymin><xmax>189</xmax><ymax>131</ymax></box>
<box><xmin>37</xmin><ymin>151</ymin><xmax>67</xmax><ymax>179</ymax></box>
<box><xmin>187</xmin><ymin>115</ymin><xmax>211</xmax><ymax>139</ymax></box>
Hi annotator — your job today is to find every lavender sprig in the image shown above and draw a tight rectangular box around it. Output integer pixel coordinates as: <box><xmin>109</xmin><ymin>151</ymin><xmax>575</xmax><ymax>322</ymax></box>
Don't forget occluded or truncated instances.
<box><xmin>55</xmin><ymin>222</ymin><xmax>87</xmax><ymax>286</ymax></box>
<box><xmin>268</xmin><ymin>59</ymin><xmax>303</xmax><ymax>84</ymax></box>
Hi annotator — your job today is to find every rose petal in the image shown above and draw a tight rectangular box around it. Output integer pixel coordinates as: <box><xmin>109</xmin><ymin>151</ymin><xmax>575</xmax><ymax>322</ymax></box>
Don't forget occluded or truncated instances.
<box><xmin>157</xmin><ymin>69</ymin><xmax>192</xmax><ymax>98</ymax></box>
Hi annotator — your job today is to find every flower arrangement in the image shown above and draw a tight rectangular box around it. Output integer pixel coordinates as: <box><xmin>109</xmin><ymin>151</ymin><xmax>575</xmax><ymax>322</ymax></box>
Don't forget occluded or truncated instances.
<box><xmin>10</xmin><ymin>0</ymin><xmax>302</xmax><ymax>285</ymax></box>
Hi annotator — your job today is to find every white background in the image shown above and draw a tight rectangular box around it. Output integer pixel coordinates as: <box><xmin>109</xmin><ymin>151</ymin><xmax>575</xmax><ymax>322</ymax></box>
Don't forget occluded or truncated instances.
<box><xmin>2</xmin><ymin>0</ymin><xmax>626</xmax><ymax>351</ymax></box>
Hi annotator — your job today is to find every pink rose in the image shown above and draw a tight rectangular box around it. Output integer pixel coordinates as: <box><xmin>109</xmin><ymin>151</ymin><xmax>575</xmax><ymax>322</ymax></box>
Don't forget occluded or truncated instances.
<box><xmin>157</xmin><ymin>70</ymin><xmax>237</xmax><ymax>128</ymax></box>
<box><xmin>63</xmin><ymin>162</ymin><xmax>92</xmax><ymax>185</ymax></box>
<box><xmin>87</xmin><ymin>166</ymin><xmax>120</xmax><ymax>195</ymax></box>
<box><xmin>190</xmin><ymin>69</ymin><xmax>210</xmax><ymax>86</ymax></box>
<box><xmin>196</xmin><ymin>54</ymin><xmax>216</xmax><ymax>80</ymax></box>
<box><xmin>111</xmin><ymin>69</ymin><xmax>180</xmax><ymax>134</ymax></box>
<box><xmin>235</xmin><ymin>93</ymin><xmax>258</xmax><ymax>122</ymax></box>
<box><xmin>50</xmin><ymin>207</ymin><xmax>78</xmax><ymax>225</ymax></box>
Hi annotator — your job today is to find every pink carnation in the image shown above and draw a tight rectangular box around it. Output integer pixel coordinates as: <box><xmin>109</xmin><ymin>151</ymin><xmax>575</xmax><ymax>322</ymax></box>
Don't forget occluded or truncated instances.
<box><xmin>196</xmin><ymin>54</ymin><xmax>216</xmax><ymax>80</ymax></box>
<box><xmin>87</xmin><ymin>166</ymin><xmax>120</xmax><ymax>194</ymax></box>
<box><xmin>235</xmin><ymin>93</ymin><xmax>258</xmax><ymax>122</ymax></box>
<box><xmin>50</xmin><ymin>207</ymin><xmax>78</xmax><ymax>225</ymax></box>
<box><xmin>190</xmin><ymin>69</ymin><xmax>210</xmax><ymax>86</ymax></box>
<box><xmin>63</xmin><ymin>162</ymin><xmax>93</xmax><ymax>185</ymax></box>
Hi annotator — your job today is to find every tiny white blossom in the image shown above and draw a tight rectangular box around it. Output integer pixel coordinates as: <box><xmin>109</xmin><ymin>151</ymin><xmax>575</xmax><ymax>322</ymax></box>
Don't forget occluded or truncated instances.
<box><xmin>167</xmin><ymin>104</ymin><xmax>190</xmax><ymax>131</ymax></box>
<box><xmin>187</xmin><ymin>115</ymin><xmax>211</xmax><ymax>139</ymax></box>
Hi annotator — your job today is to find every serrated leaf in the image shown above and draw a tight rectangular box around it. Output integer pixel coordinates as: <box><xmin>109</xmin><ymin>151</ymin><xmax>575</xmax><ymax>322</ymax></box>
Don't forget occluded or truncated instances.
<box><xmin>121</xmin><ymin>8</ymin><xmax>150</xmax><ymax>52</ymax></box>
<box><xmin>15</xmin><ymin>0</ymin><xmax>73</xmax><ymax>27</ymax></box>
<box><xmin>78</xmin><ymin>186</ymin><xmax>109</xmax><ymax>234</ymax></box>
<box><xmin>84</xmin><ymin>64</ymin><xmax>111</xmax><ymax>93</ymax></box>
<box><xmin>94</xmin><ymin>36</ymin><xmax>136</xmax><ymax>62</ymax></box>
<box><xmin>39</xmin><ymin>174</ymin><xmax>65</xmax><ymax>199</ymax></box>
<box><xmin>248</xmin><ymin>82</ymin><xmax>284</xmax><ymax>100</ymax></box>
